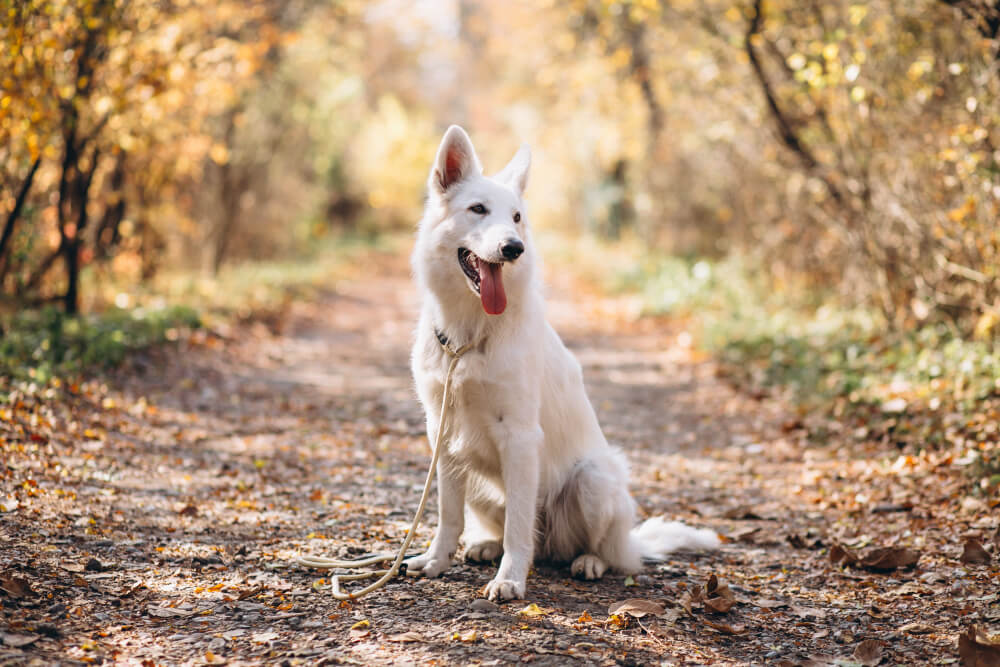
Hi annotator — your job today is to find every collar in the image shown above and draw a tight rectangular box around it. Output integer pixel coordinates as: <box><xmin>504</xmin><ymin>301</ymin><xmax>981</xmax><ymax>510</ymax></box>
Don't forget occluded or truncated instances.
<box><xmin>434</xmin><ymin>328</ymin><xmax>450</xmax><ymax>348</ymax></box>
<box><xmin>433</xmin><ymin>327</ymin><xmax>480</xmax><ymax>359</ymax></box>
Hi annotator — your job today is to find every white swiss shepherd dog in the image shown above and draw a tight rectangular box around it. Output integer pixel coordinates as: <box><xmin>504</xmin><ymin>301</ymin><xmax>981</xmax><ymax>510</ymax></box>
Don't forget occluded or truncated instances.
<box><xmin>406</xmin><ymin>125</ymin><xmax>719</xmax><ymax>601</ymax></box>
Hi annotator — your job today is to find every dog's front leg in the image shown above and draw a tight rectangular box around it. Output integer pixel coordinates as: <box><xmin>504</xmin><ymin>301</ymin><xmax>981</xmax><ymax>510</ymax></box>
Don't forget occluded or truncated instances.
<box><xmin>404</xmin><ymin>453</ymin><xmax>465</xmax><ymax>578</ymax></box>
<box><xmin>482</xmin><ymin>427</ymin><xmax>541</xmax><ymax>601</ymax></box>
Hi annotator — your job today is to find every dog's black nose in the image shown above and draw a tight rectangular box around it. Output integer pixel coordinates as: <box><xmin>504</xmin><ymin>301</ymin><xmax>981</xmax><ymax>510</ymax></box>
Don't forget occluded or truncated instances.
<box><xmin>501</xmin><ymin>239</ymin><xmax>524</xmax><ymax>261</ymax></box>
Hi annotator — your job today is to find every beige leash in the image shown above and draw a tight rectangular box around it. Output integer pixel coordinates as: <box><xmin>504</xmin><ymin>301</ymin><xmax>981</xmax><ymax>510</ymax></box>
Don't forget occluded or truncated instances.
<box><xmin>296</xmin><ymin>334</ymin><xmax>473</xmax><ymax>599</ymax></box>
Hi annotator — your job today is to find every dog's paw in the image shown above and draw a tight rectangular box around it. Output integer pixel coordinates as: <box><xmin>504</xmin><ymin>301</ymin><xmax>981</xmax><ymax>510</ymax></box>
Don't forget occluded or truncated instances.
<box><xmin>464</xmin><ymin>540</ymin><xmax>503</xmax><ymax>563</ymax></box>
<box><xmin>404</xmin><ymin>552</ymin><xmax>452</xmax><ymax>578</ymax></box>
<box><xmin>570</xmin><ymin>554</ymin><xmax>608</xmax><ymax>580</ymax></box>
<box><xmin>481</xmin><ymin>577</ymin><xmax>524</xmax><ymax>601</ymax></box>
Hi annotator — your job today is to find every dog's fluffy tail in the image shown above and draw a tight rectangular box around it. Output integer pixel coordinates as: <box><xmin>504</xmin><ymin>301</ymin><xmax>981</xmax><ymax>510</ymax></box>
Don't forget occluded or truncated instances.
<box><xmin>630</xmin><ymin>516</ymin><xmax>720</xmax><ymax>561</ymax></box>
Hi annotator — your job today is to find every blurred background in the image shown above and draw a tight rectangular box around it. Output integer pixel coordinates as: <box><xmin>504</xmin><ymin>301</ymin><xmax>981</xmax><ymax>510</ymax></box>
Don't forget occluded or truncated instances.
<box><xmin>2</xmin><ymin>0</ymin><xmax>999</xmax><ymax>333</ymax></box>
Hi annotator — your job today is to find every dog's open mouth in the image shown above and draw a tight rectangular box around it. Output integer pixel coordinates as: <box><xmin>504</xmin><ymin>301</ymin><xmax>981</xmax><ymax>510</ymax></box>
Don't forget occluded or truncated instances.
<box><xmin>458</xmin><ymin>248</ymin><xmax>506</xmax><ymax>315</ymax></box>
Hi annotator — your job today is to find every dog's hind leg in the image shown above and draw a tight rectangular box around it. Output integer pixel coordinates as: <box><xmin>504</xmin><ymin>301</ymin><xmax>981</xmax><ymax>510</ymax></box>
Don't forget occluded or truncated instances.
<box><xmin>546</xmin><ymin>449</ymin><xmax>642</xmax><ymax>579</ymax></box>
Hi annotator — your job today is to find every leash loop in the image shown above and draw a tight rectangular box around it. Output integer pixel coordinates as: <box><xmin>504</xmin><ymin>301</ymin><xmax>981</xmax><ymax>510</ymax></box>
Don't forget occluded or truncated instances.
<box><xmin>296</xmin><ymin>332</ymin><xmax>473</xmax><ymax>599</ymax></box>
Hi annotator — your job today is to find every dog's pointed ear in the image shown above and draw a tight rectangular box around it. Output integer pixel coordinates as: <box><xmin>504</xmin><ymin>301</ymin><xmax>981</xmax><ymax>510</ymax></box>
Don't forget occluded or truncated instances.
<box><xmin>430</xmin><ymin>125</ymin><xmax>482</xmax><ymax>195</ymax></box>
<box><xmin>495</xmin><ymin>143</ymin><xmax>531</xmax><ymax>196</ymax></box>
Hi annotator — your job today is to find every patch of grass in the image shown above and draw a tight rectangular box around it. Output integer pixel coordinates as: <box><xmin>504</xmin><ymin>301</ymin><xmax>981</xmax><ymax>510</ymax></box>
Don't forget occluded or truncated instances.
<box><xmin>610</xmin><ymin>249</ymin><xmax>1000</xmax><ymax>493</ymax></box>
<box><xmin>0</xmin><ymin>305</ymin><xmax>201</xmax><ymax>386</ymax></box>
<box><xmin>620</xmin><ymin>253</ymin><xmax>1000</xmax><ymax>411</ymax></box>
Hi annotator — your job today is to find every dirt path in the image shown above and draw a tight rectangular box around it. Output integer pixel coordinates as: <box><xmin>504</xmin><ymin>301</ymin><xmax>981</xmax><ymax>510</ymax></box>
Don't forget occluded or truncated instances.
<box><xmin>1</xmin><ymin>250</ymin><xmax>996</xmax><ymax>666</ymax></box>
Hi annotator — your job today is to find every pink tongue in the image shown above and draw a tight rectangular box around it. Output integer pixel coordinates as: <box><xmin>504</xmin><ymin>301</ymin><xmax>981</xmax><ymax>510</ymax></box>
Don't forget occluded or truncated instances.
<box><xmin>478</xmin><ymin>261</ymin><xmax>506</xmax><ymax>315</ymax></box>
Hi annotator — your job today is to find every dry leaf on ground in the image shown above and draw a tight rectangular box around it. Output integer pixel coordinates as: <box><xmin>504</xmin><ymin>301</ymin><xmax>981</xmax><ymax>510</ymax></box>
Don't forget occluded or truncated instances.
<box><xmin>518</xmin><ymin>603</ymin><xmax>550</xmax><ymax>617</ymax></box>
<box><xmin>959</xmin><ymin>625</ymin><xmax>1000</xmax><ymax>667</ymax></box>
<box><xmin>0</xmin><ymin>574</ymin><xmax>34</xmax><ymax>598</ymax></box>
<box><xmin>608</xmin><ymin>599</ymin><xmax>667</xmax><ymax>618</ymax></box>
<box><xmin>701</xmin><ymin>618</ymin><xmax>746</xmax><ymax>635</ymax></box>
<box><xmin>0</xmin><ymin>633</ymin><xmax>40</xmax><ymax>648</ymax></box>
<box><xmin>960</xmin><ymin>538</ymin><xmax>993</xmax><ymax>565</ymax></box>
<box><xmin>147</xmin><ymin>605</ymin><xmax>195</xmax><ymax>618</ymax></box>
<box><xmin>853</xmin><ymin>639</ymin><xmax>884</xmax><ymax>666</ymax></box>
<box><xmin>830</xmin><ymin>544</ymin><xmax>920</xmax><ymax>572</ymax></box>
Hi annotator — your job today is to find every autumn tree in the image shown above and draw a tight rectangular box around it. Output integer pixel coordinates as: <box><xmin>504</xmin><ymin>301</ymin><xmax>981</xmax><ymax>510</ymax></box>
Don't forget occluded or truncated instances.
<box><xmin>0</xmin><ymin>0</ymin><xmax>313</xmax><ymax>312</ymax></box>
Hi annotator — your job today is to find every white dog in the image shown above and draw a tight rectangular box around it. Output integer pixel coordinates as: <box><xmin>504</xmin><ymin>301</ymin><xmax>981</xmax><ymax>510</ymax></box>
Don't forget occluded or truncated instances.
<box><xmin>405</xmin><ymin>126</ymin><xmax>719</xmax><ymax>601</ymax></box>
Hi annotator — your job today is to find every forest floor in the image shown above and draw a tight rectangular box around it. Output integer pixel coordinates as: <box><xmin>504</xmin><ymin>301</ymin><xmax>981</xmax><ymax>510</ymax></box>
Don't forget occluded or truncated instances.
<box><xmin>1</xmin><ymin>246</ymin><xmax>999</xmax><ymax>666</ymax></box>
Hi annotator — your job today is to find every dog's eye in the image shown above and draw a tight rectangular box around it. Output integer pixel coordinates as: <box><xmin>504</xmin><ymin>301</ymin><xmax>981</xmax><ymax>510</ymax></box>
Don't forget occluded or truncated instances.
<box><xmin>513</xmin><ymin>212</ymin><xmax>521</xmax><ymax>223</ymax></box>
<box><xmin>468</xmin><ymin>204</ymin><xmax>487</xmax><ymax>215</ymax></box>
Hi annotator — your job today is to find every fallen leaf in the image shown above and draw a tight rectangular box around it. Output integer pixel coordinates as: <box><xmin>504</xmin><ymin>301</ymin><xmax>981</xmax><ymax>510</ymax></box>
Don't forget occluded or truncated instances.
<box><xmin>518</xmin><ymin>603</ymin><xmax>549</xmax><ymax>617</ymax></box>
<box><xmin>0</xmin><ymin>496</ymin><xmax>19</xmax><ymax>512</ymax></box>
<box><xmin>0</xmin><ymin>575</ymin><xmax>34</xmax><ymax>599</ymax></box>
<box><xmin>680</xmin><ymin>586</ymin><xmax>703</xmax><ymax>614</ymax></box>
<box><xmin>350</xmin><ymin>619</ymin><xmax>370</xmax><ymax>630</ymax></box>
<box><xmin>702</xmin><ymin>618</ymin><xmax>746</xmax><ymax>634</ymax></box>
<box><xmin>958</xmin><ymin>625</ymin><xmax>1000</xmax><ymax>666</ymax></box>
<box><xmin>148</xmin><ymin>606</ymin><xmax>194</xmax><ymax>618</ymax></box>
<box><xmin>755</xmin><ymin>598</ymin><xmax>789</xmax><ymax>609</ymax></box>
<box><xmin>178</xmin><ymin>504</ymin><xmax>199</xmax><ymax>517</ymax></box>
<box><xmin>860</xmin><ymin>547</ymin><xmax>920</xmax><ymax>571</ymax></box>
<box><xmin>723</xmin><ymin>505</ymin><xmax>768</xmax><ymax>520</ymax></box>
<box><xmin>829</xmin><ymin>543</ymin><xmax>852</xmax><ymax>565</ymax></box>
<box><xmin>830</xmin><ymin>543</ymin><xmax>920</xmax><ymax>572</ymax></box>
<box><xmin>708</xmin><ymin>575</ymin><xmax>734</xmax><ymax>599</ymax></box>
<box><xmin>789</xmin><ymin>605</ymin><xmax>827</xmax><ymax>620</ymax></box>
<box><xmin>388</xmin><ymin>631</ymin><xmax>422</xmax><ymax>643</ymax></box>
<box><xmin>853</xmin><ymin>639</ymin><xmax>884</xmax><ymax>666</ymax></box>
<box><xmin>237</xmin><ymin>586</ymin><xmax>263</xmax><ymax>600</ymax></box>
<box><xmin>607</xmin><ymin>599</ymin><xmax>666</xmax><ymax>618</ymax></box>
<box><xmin>732</xmin><ymin>526</ymin><xmax>762</xmax><ymax>543</ymax></box>
<box><xmin>960</xmin><ymin>538</ymin><xmax>992</xmax><ymax>565</ymax></box>
<box><xmin>899</xmin><ymin>622</ymin><xmax>936</xmax><ymax>634</ymax></box>
<box><xmin>704</xmin><ymin>596</ymin><xmax>736</xmax><ymax>613</ymax></box>
<box><xmin>702</xmin><ymin>574</ymin><xmax>736</xmax><ymax>613</ymax></box>
<box><xmin>0</xmin><ymin>633</ymin><xmax>39</xmax><ymax>648</ymax></box>
<box><xmin>204</xmin><ymin>650</ymin><xmax>225</xmax><ymax>664</ymax></box>
<box><xmin>606</xmin><ymin>613</ymin><xmax>630</xmax><ymax>630</ymax></box>
<box><xmin>251</xmin><ymin>631</ymin><xmax>279</xmax><ymax>643</ymax></box>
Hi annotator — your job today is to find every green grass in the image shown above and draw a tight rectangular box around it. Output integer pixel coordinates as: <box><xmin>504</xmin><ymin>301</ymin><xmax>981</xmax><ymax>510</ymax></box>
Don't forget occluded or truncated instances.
<box><xmin>614</xmin><ymin>250</ymin><xmax>1000</xmax><ymax>491</ymax></box>
<box><xmin>619</xmin><ymin>253</ymin><xmax>1000</xmax><ymax>411</ymax></box>
<box><xmin>0</xmin><ymin>305</ymin><xmax>201</xmax><ymax>386</ymax></box>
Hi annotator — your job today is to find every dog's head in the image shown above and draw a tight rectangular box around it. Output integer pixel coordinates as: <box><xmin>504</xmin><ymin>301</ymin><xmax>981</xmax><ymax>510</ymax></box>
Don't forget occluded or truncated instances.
<box><xmin>415</xmin><ymin>126</ymin><xmax>533</xmax><ymax>316</ymax></box>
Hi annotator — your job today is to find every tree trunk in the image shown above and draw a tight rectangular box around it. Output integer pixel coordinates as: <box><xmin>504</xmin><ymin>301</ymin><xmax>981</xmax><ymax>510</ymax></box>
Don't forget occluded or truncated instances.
<box><xmin>0</xmin><ymin>156</ymin><xmax>43</xmax><ymax>283</ymax></box>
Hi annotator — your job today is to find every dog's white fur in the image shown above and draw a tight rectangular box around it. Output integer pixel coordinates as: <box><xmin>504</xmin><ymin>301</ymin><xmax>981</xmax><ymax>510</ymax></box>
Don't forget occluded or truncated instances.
<box><xmin>406</xmin><ymin>126</ymin><xmax>719</xmax><ymax>601</ymax></box>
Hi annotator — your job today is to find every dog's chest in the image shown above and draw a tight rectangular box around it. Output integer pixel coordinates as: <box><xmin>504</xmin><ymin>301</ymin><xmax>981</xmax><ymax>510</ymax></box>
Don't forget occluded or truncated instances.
<box><xmin>415</xmin><ymin>338</ymin><xmax>528</xmax><ymax>480</ymax></box>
